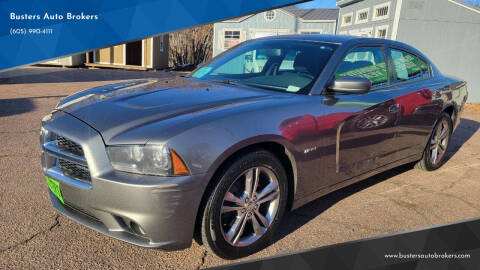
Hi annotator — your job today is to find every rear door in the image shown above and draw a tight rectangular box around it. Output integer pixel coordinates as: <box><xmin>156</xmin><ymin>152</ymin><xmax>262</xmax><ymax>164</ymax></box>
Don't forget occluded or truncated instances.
<box><xmin>386</xmin><ymin>47</ymin><xmax>439</xmax><ymax>159</ymax></box>
<box><xmin>320</xmin><ymin>45</ymin><xmax>402</xmax><ymax>184</ymax></box>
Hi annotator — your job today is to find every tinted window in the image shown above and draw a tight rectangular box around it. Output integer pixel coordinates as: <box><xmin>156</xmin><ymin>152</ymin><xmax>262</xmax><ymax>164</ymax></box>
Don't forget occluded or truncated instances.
<box><xmin>417</xmin><ymin>57</ymin><xmax>430</xmax><ymax>79</ymax></box>
<box><xmin>191</xmin><ymin>40</ymin><xmax>338</xmax><ymax>94</ymax></box>
<box><xmin>391</xmin><ymin>49</ymin><xmax>427</xmax><ymax>82</ymax></box>
<box><xmin>335</xmin><ymin>46</ymin><xmax>388</xmax><ymax>89</ymax></box>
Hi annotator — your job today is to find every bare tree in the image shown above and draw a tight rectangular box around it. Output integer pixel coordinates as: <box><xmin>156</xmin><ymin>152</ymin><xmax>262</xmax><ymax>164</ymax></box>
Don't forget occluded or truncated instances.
<box><xmin>168</xmin><ymin>24</ymin><xmax>213</xmax><ymax>68</ymax></box>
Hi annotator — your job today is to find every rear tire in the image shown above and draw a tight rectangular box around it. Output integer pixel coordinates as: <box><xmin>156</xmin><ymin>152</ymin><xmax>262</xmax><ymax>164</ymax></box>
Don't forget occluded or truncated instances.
<box><xmin>200</xmin><ymin>149</ymin><xmax>288</xmax><ymax>259</ymax></box>
<box><xmin>415</xmin><ymin>113</ymin><xmax>452</xmax><ymax>171</ymax></box>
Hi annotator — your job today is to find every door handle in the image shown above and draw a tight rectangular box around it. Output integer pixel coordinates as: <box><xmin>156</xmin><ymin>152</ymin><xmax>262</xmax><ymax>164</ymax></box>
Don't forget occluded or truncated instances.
<box><xmin>388</xmin><ymin>103</ymin><xmax>400</xmax><ymax>113</ymax></box>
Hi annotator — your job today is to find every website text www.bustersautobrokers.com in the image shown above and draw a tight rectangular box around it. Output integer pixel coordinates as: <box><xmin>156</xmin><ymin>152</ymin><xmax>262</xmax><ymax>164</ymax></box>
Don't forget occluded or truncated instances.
<box><xmin>385</xmin><ymin>252</ymin><xmax>471</xmax><ymax>260</ymax></box>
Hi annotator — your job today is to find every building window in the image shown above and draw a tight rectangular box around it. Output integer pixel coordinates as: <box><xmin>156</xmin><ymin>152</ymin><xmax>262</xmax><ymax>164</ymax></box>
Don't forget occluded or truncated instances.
<box><xmin>377</xmin><ymin>28</ymin><xmax>387</xmax><ymax>39</ymax></box>
<box><xmin>342</xmin><ymin>12</ymin><xmax>353</xmax><ymax>26</ymax></box>
<box><xmin>224</xmin><ymin>30</ymin><xmax>240</xmax><ymax>49</ymax></box>
<box><xmin>376</xmin><ymin>6</ymin><xmax>389</xmax><ymax>17</ymax></box>
<box><xmin>355</xmin><ymin>8</ymin><xmax>369</xmax><ymax>24</ymax></box>
<box><xmin>159</xmin><ymin>35</ymin><xmax>164</xmax><ymax>52</ymax></box>
<box><xmin>357</xmin><ymin>11</ymin><xmax>368</xmax><ymax>21</ymax></box>
<box><xmin>344</xmin><ymin>16</ymin><xmax>352</xmax><ymax>24</ymax></box>
<box><xmin>264</xmin><ymin>10</ymin><xmax>276</xmax><ymax>21</ymax></box>
<box><xmin>373</xmin><ymin>2</ymin><xmax>391</xmax><ymax>21</ymax></box>
<box><xmin>375</xmin><ymin>25</ymin><xmax>389</xmax><ymax>39</ymax></box>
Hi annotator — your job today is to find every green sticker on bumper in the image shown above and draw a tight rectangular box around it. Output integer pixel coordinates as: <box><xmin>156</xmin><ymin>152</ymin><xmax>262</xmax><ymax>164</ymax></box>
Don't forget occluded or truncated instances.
<box><xmin>45</xmin><ymin>176</ymin><xmax>64</xmax><ymax>204</ymax></box>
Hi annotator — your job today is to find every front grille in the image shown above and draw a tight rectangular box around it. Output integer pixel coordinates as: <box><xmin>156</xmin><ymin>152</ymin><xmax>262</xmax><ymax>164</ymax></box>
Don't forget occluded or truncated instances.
<box><xmin>42</xmin><ymin>128</ymin><xmax>92</xmax><ymax>185</ymax></box>
<box><xmin>58</xmin><ymin>159</ymin><xmax>91</xmax><ymax>182</ymax></box>
<box><xmin>56</xmin><ymin>135</ymin><xmax>84</xmax><ymax>157</ymax></box>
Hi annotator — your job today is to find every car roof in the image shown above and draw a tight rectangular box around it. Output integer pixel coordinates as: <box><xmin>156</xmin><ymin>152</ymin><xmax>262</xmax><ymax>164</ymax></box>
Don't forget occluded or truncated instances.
<box><xmin>260</xmin><ymin>34</ymin><xmax>426</xmax><ymax>58</ymax></box>
<box><xmin>262</xmin><ymin>34</ymin><xmax>410</xmax><ymax>47</ymax></box>
<box><xmin>262</xmin><ymin>34</ymin><xmax>355</xmax><ymax>44</ymax></box>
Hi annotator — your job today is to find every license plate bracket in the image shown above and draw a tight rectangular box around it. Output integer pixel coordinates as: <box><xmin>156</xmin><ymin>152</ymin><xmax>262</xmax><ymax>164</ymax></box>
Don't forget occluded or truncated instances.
<box><xmin>45</xmin><ymin>176</ymin><xmax>64</xmax><ymax>204</ymax></box>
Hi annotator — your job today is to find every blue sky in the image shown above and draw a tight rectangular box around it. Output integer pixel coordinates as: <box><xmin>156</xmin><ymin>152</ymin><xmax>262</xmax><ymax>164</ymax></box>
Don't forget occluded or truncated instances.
<box><xmin>295</xmin><ymin>0</ymin><xmax>338</xmax><ymax>8</ymax></box>
<box><xmin>294</xmin><ymin>0</ymin><xmax>479</xmax><ymax>8</ymax></box>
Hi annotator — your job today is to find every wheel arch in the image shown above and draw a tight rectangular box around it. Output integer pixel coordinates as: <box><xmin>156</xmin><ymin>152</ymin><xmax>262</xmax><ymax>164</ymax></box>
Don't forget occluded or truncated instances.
<box><xmin>193</xmin><ymin>137</ymin><xmax>298</xmax><ymax>244</ymax></box>
<box><xmin>442</xmin><ymin>104</ymin><xmax>457</xmax><ymax>125</ymax></box>
<box><xmin>440</xmin><ymin>102</ymin><xmax>459</xmax><ymax>132</ymax></box>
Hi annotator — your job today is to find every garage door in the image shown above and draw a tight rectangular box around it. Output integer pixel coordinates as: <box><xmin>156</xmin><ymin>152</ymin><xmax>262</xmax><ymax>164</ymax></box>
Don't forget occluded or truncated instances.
<box><xmin>251</xmin><ymin>31</ymin><xmax>277</xmax><ymax>39</ymax></box>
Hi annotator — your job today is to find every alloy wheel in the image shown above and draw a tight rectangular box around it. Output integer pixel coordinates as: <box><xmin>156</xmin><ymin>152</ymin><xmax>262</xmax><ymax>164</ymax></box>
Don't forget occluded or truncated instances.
<box><xmin>220</xmin><ymin>166</ymin><xmax>280</xmax><ymax>247</ymax></box>
<box><xmin>430</xmin><ymin>118</ymin><xmax>450</xmax><ymax>165</ymax></box>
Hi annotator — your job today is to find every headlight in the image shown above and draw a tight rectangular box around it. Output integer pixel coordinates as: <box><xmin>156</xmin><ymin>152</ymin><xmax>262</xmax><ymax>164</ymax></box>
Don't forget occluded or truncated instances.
<box><xmin>40</xmin><ymin>126</ymin><xmax>55</xmax><ymax>146</ymax></box>
<box><xmin>106</xmin><ymin>145</ymin><xmax>189</xmax><ymax>176</ymax></box>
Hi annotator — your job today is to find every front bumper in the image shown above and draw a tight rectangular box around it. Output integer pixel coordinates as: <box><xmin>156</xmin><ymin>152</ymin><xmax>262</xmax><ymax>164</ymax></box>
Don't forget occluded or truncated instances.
<box><xmin>41</xmin><ymin>111</ymin><xmax>206</xmax><ymax>250</ymax></box>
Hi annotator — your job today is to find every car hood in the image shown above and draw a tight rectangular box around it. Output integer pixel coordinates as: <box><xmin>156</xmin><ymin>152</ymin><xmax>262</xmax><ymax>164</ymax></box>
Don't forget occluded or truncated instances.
<box><xmin>56</xmin><ymin>78</ymin><xmax>278</xmax><ymax>144</ymax></box>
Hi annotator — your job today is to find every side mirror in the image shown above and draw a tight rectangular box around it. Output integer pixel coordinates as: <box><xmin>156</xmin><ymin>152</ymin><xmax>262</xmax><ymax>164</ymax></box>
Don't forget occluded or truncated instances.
<box><xmin>329</xmin><ymin>76</ymin><xmax>372</xmax><ymax>94</ymax></box>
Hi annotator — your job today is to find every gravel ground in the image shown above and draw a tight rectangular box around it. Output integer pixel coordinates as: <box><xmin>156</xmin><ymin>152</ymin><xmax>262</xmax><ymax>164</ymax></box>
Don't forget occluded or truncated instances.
<box><xmin>1</xmin><ymin>67</ymin><xmax>479</xmax><ymax>269</ymax></box>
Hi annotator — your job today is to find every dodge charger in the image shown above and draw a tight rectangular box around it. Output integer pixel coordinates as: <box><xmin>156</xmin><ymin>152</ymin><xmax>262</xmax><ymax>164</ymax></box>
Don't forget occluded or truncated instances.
<box><xmin>40</xmin><ymin>35</ymin><xmax>468</xmax><ymax>259</ymax></box>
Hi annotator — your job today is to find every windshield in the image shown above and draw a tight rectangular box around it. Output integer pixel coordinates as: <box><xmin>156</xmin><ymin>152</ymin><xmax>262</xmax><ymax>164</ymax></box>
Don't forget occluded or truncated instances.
<box><xmin>190</xmin><ymin>39</ymin><xmax>338</xmax><ymax>94</ymax></box>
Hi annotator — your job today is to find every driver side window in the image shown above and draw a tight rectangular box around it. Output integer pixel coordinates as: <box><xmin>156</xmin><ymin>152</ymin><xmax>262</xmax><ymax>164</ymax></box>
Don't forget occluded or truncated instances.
<box><xmin>278</xmin><ymin>50</ymin><xmax>299</xmax><ymax>71</ymax></box>
<box><xmin>335</xmin><ymin>46</ymin><xmax>388</xmax><ymax>89</ymax></box>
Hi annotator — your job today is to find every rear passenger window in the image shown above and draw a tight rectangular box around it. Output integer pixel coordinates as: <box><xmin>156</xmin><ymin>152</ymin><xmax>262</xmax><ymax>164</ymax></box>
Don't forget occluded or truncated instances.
<box><xmin>391</xmin><ymin>49</ymin><xmax>429</xmax><ymax>82</ymax></box>
<box><xmin>417</xmin><ymin>57</ymin><xmax>430</xmax><ymax>79</ymax></box>
<box><xmin>335</xmin><ymin>46</ymin><xmax>388</xmax><ymax>89</ymax></box>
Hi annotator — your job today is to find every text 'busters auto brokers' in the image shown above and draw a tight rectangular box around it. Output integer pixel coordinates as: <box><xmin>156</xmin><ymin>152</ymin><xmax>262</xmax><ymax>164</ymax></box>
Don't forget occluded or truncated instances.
<box><xmin>10</xmin><ymin>12</ymin><xmax>99</xmax><ymax>21</ymax></box>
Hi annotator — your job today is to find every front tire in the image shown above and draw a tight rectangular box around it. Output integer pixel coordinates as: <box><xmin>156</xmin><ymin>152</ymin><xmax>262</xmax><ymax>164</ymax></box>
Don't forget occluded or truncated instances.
<box><xmin>200</xmin><ymin>149</ymin><xmax>288</xmax><ymax>259</ymax></box>
<box><xmin>415</xmin><ymin>113</ymin><xmax>452</xmax><ymax>171</ymax></box>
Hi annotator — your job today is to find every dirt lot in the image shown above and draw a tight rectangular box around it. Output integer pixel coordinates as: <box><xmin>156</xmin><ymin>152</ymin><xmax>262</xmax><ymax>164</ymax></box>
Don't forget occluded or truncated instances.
<box><xmin>1</xmin><ymin>67</ymin><xmax>479</xmax><ymax>269</ymax></box>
